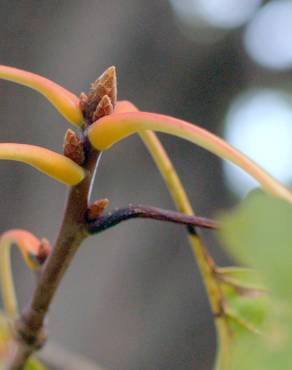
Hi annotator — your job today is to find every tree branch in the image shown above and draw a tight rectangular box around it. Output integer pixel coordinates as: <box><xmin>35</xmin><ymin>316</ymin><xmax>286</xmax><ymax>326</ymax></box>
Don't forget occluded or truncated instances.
<box><xmin>8</xmin><ymin>146</ymin><xmax>101</xmax><ymax>370</ymax></box>
<box><xmin>7</xmin><ymin>67</ymin><xmax>116</xmax><ymax>370</ymax></box>
<box><xmin>86</xmin><ymin>205</ymin><xmax>218</xmax><ymax>234</ymax></box>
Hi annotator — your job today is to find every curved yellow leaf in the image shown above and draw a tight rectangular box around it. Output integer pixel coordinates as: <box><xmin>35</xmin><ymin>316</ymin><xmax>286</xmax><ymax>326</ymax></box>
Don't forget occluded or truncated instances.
<box><xmin>0</xmin><ymin>229</ymin><xmax>49</xmax><ymax>319</ymax></box>
<box><xmin>115</xmin><ymin>100</ymin><xmax>138</xmax><ymax>113</ymax></box>
<box><xmin>0</xmin><ymin>143</ymin><xmax>85</xmax><ymax>185</ymax></box>
<box><xmin>88</xmin><ymin>111</ymin><xmax>292</xmax><ymax>203</ymax></box>
<box><xmin>0</xmin><ymin>65</ymin><xmax>83</xmax><ymax>126</ymax></box>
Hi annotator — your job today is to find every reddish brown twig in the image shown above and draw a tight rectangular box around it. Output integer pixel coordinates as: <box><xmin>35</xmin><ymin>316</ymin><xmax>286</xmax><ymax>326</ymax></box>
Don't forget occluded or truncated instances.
<box><xmin>86</xmin><ymin>204</ymin><xmax>218</xmax><ymax>234</ymax></box>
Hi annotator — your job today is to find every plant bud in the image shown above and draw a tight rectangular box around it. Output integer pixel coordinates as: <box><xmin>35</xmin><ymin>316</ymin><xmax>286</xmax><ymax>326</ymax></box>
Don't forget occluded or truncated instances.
<box><xmin>63</xmin><ymin>129</ymin><xmax>85</xmax><ymax>165</ymax></box>
<box><xmin>37</xmin><ymin>239</ymin><xmax>51</xmax><ymax>265</ymax></box>
<box><xmin>86</xmin><ymin>198</ymin><xmax>109</xmax><ymax>221</ymax></box>
<box><xmin>80</xmin><ymin>66</ymin><xmax>117</xmax><ymax>123</ymax></box>
<box><xmin>93</xmin><ymin>95</ymin><xmax>113</xmax><ymax>121</ymax></box>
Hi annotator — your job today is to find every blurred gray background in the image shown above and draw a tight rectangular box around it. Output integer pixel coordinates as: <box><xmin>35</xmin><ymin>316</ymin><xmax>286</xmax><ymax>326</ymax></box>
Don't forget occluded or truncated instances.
<box><xmin>1</xmin><ymin>0</ymin><xmax>292</xmax><ymax>369</ymax></box>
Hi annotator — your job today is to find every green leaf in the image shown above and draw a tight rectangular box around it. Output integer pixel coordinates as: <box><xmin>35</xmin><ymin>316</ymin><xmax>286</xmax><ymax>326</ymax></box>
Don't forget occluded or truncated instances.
<box><xmin>216</xmin><ymin>266</ymin><xmax>265</xmax><ymax>290</ymax></box>
<box><xmin>25</xmin><ymin>358</ymin><xmax>47</xmax><ymax>370</ymax></box>
<box><xmin>217</xmin><ymin>266</ymin><xmax>269</xmax><ymax>335</ymax></box>
<box><xmin>227</xmin><ymin>306</ymin><xmax>292</xmax><ymax>370</ymax></box>
<box><xmin>217</xmin><ymin>192</ymin><xmax>292</xmax><ymax>370</ymax></box>
<box><xmin>225</xmin><ymin>293</ymin><xmax>268</xmax><ymax>335</ymax></box>
<box><xmin>219</xmin><ymin>192</ymin><xmax>292</xmax><ymax>301</ymax></box>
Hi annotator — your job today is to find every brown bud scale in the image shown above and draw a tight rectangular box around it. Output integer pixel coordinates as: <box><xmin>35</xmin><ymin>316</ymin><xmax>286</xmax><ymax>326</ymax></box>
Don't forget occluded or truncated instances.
<box><xmin>80</xmin><ymin>66</ymin><xmax>117</xmax><ymax>124</ymax></box>
<box><xmin>93</xmin><ymin>95</ymin><xmax>114</xmax><ymax>121</ymax></box>
<box><xmin>86</xmin><ymin>198</ymin><xmax>109</xmax><ymax>221</ymax></box>
<box><xmin>63</xmin><ymin>129</ymin><xmax>85</xmax><ymax>165</ymax></box>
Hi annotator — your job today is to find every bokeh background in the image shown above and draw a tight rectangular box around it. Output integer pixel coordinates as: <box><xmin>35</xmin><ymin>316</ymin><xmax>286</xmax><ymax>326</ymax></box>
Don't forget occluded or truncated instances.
<box><xmin>1</xmin><ymin>1</ymin><xmax>292</xmax><ymax>369</ymax></box>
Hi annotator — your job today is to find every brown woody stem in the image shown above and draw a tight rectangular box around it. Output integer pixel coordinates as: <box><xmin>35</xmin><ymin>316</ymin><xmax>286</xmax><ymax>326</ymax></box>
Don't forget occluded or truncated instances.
<box><xmin>8</xmin><ymin>145</ymin><xmax>101</xmax><ymax>370</ymax></box>
<box><xmin>7</xmin><ymin>66</ymin><xmax>118</xmax><ymax>370</ymax></box>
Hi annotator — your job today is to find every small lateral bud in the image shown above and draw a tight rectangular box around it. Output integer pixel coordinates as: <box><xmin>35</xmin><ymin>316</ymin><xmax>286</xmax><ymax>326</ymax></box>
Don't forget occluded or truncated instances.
<box><xmin>28</xmin><ymin>238</ymin><xmax>51</xmax><ymax>266</ymax></box>
<box><xmin>86</xmin><ymin>198</ymin><xmax>109</xmax><ymax>221</ymax></box>
<box><xmin>63</xmin><ymin>129</ymin><xmax>85</xmax><ymax>165</ymax></box>
<box><xmin>37</xmin><ymin>238</ymin><xmax>51</xmax><ymax>265</ymax></box>
<box><xmin>93</xmin><ymin>95</ymin><xmax>114</xmax><ymax>121</ymax></box>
